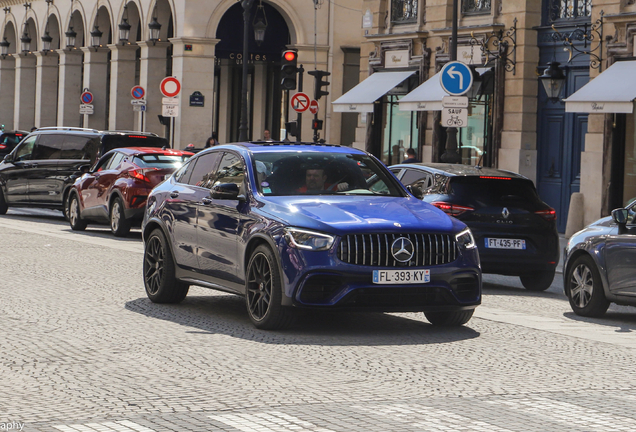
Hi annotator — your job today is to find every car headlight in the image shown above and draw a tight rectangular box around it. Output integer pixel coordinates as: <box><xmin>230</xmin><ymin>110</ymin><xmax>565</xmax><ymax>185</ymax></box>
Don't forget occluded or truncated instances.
<box><xmin>455</xmin><ymin>228</ymin><xmax>476</xmax><ymax>250</ymax></box>
<box><xmin>284</xmin><ymin>228</ymin><xmax>335</xmax><ymax>251</ymax></box>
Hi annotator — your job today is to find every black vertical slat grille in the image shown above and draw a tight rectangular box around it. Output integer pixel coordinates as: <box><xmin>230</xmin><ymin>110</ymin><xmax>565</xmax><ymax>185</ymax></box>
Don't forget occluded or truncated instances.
<box><xmin>337</xmin><ymin>233</ymin><xmax>458</xmax><ymax>267</ymax></box>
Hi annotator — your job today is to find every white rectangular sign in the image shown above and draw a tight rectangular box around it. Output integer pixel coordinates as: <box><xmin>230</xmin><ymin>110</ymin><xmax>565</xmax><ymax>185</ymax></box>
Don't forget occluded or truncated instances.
<box><xmin>131</xmin><ymin>99</ymin><xmax>147</xmax><ymax>105</ymax></box>
<box><xmin>442</xmin><ymin>96</ymin><xmax>469</xmax><ymax>108</ymax></box>
<box><xmin>162</xmin><ymin>97</ymin><xmax>179</xmax><ymax>105</ymax></box>
<box><xmin>79</xmin><ymin>104</ymin><xmax>94</xmax><ymax>115</ymax></box>
<box><xmin>441</xmin><ymin>107</ymin><xmax>468</xmax><ymax>128</ymax></box>
<box><xmin>385</xmin><ymin>49</ymin><xmax>410</xmax><ymax>68</ymax></box>
<box><xmin>162</xmin><ymin>104</ymin><xmax>179</xmax><ymax>117</ymax></box>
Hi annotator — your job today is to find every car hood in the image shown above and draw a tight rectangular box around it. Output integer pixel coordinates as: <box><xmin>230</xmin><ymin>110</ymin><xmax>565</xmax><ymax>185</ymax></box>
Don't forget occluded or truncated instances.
<box><xmin>258</xmin><ymin>195</ymin><xmax>463</xmax><ymax>234</ymax></box>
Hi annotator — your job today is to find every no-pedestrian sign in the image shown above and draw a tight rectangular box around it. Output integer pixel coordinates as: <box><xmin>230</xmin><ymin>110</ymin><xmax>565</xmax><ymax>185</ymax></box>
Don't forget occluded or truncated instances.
<box><xmin>80</xmin><ymin>91</ymin><xmax>93</xmax><ymax>105</ymax></box>
<box><xmin>160</xmin><ymin>77</ymin><xmax>181</xmax><ymax>98</ymax></box>
<box><xmin>131</xmin><ymin>85</ymin><xmax>145</xmax><ymax>100</ymax></box>
<box><xmin>291</xmin><ymin>92</ymin><xmax>310</xmax><ymax>113</ymax></box>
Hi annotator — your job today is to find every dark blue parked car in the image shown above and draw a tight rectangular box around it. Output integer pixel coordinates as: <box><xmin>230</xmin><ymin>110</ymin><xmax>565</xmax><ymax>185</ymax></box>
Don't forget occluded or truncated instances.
<box><xmin>141</xmin><ymin>142</ymin><xmax>481</xmax><ymax>329</ymax></box>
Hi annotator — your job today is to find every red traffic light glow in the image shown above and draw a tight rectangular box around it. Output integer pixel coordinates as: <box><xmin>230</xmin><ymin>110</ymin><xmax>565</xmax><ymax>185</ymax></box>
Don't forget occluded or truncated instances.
<box><xmin>284</xmin><ymin>51</ymin><xmax>296</xmax><ymax>62</ymax></box>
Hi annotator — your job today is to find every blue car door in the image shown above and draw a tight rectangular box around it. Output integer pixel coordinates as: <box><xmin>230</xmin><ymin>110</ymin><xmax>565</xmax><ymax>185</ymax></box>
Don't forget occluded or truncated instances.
<box><xmin>196</xmin><ymin>151</ymin><xmax>244</xmax><ymax>288</ymax></box>
<box><xmin>166</xmin><ymin>152</ymin><xmax>222</xmax><ymax>272</ymax></box>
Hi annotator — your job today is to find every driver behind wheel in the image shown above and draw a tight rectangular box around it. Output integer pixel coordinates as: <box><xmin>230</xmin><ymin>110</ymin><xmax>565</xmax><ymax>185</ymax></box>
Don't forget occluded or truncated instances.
<box><xmin>296</xmin><ymin>165</ymin><xmax>348</xmax><ymax>193</ymax></box>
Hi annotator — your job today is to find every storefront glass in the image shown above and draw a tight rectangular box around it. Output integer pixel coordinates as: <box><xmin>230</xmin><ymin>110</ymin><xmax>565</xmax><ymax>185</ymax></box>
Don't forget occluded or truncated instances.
<box><xmin>458</xmin><ymin>97</ymin><xmax>491</xmax><ymax>166</ymax></box>
<box><xmin>381</xmin><ymin>95</ymin><xmax>419</xmax><ymax>165</ymax></box>
<box><xmin>623</xmin><ymin>109</ymin><xmax>636</xmax><ymax>206</ymax></box>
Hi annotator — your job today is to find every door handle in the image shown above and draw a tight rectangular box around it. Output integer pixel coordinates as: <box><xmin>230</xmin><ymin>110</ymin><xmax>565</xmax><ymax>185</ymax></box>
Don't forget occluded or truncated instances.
<box><xmin>201</xmin><ymin>197</ymin><xmax>213</xmax><ymax>205</ymax></box>
<box><xmin>170</xmin><ymin>191</ymin><xmax>180</xmax><ymax>198</ymax></box>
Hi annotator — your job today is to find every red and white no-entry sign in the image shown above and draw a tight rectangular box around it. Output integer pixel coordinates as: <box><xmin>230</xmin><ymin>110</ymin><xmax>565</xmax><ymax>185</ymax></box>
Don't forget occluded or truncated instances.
<box><xmin>160</xmin><ymin>77</ymin><xmax>181</xmax><ymax>98</ymax></box>
<box><xmin>309</xmin><ymin>99</ymin><xmax>319</xmax><ymax>115</ymax></box>
<box><xmin>291</xmin><ymin>92</ymin><xmax>310</xmax><ymax>113</ymax></box>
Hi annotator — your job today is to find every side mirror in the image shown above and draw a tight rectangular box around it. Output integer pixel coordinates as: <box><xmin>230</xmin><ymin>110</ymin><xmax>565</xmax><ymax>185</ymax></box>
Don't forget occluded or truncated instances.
<box><xmin>2</xmin><ymin>153</ymin><xmax>13</xmax><ymax>164</ymax></box>
<box><xmin>612</xmin><ymin>208</ymin><xmax>628</xmax><ymax>225</ymax></box>
<box><xmin>79</xmin><ymin>164</ymin><xmax>91</xmax><ymax>174</ymax></box>
<box><xmin>211</xmin><ymin>183</ymin><xmax>240</xmax><ymax>200</ymax></box>
<box><xmin>406</xmin><ymin>184</ymin><xmax>424</xmax><ymax>200</ymax></box>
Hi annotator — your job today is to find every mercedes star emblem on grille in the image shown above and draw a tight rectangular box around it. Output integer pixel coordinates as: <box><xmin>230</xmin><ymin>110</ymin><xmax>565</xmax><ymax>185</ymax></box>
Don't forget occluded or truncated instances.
<box><xmin>502</xmin><ymin>207</ymin><xmax>510</xmax><ymax>219</ymax></box>
<box><xmin>391</xmin><ymin>237</ymin><xmax>414</xmax><ymax>263</ymax></box>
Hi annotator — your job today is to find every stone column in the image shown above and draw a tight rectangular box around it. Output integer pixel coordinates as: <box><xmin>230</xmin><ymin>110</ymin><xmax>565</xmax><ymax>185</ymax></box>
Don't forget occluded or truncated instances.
<box><xmin>0</xmin><ymin>57</ymin><xmax>16</xmax><ymax>129</ymax></box>
<box><xmin>81</xmin><ymin>47</ymin><xmax>109</xmax><ymax>130</ymax></box>
<box><xmin>108</xmin><ymin>44</ymin><xmax>138</xmax><ymax>131</ymax></box>
<box><xmin>168</xmin><ymin>38</ymin><xmax>219</xmax><ymax>148</ymax></box>
<box><xmin>34</xmin><ymin>51</ymin><xmax>60</xmax><ymax>127</ymax></box>
<box><xmin>138</xmin><ymin>41</ymin><xmax>170</xmax><ymax>137</ymax></box>
<box><xmin>252</xmin><ymin>62</ymin><xmax>267</xmax><ymax>140</ymax></box>
<box><xmin>217</xmin><ymin>61</ymin><xmax>231</xmax><ymax>143</ymax></box>
<box><xmin>14</xmin><ymin>54</ymin><xmax>37</xmax><ymax>131</ymax></box>
<box><xmin>56</xmin><ymin>49</ymin><xmax>83</xmax><ymax>127</ymax></box>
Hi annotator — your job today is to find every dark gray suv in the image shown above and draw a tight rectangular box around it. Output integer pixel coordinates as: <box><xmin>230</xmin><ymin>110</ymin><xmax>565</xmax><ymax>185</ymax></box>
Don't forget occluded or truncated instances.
<box><xmin>0</xmin><ymin>127</ymin><xmax>168</xmax><ymax>215</ymax></box>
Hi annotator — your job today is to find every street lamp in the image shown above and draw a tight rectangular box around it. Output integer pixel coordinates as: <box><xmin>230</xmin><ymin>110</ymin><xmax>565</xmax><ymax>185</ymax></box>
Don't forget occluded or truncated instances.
<box><xmin>0</xmin><ymin>38</ymin><xmax>9</xmax><ymax>58</ymax></box>
<box><xmin>119</xmin><ymin>5</ymin><xmax>131</xmax><ymax>45</ymax></box>
<box><xmin>20</xmin><ymin>25</ymin><xmax>31</xmax><ymax>53</ymax></box>
<box><xmin>238</xmin><ymin>0</ymin><xmax>266</xmax><ymax>141</ymax></box>
<box><xmin>440</xmin><ymin>0</ymin><xmax>461</xmax><ymax>163</ymax></box>
<box><xmin>90</xmin><ymin>25</ymin><xmax>102</xmax><ymax>49</ymax></box>
<box><xmin>539</xmin><ymin>61</ymin><xmax>566</xmax><ymax>103</ymax></box>
<box><xmin>65</xmin><ymin>26</ymin><xmax>77</xmax><ymax>48</ymax></box>
<box><xmin>252</xmin><ymin>2</ymin><xmax>267</xmax><ymax>46</ymax></box>
<box><xmin>148</xmin><ymin>16</ymin><xmax>161</xmax><ymax>45</ymax></box>
<box><xmin>41</xmin><ymin>32</ymin><xmax>52</xmax><ymax>52</ymax></box>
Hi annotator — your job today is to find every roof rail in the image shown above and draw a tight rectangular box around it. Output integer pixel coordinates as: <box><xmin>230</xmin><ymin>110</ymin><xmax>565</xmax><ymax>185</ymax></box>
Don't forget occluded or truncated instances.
<box><xmin>250</xmin><ymin>140</ymin><xmax>341</xmax><ymax>147</ymax></box>
<box><xmin>104</xmin><ymin>130</ymin><xmax>159</xmax><ymax>136</ymax></box>
<box><xmin>36</xmin><ymin>127</ymin><xmax>100</xmax><ymax>133</ymax></box>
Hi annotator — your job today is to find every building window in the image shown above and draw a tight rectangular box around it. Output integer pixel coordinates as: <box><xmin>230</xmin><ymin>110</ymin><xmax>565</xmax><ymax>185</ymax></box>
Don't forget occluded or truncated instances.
<box><xmin>462</xmin><ymin>0</ymin><xmax>491</xmax><ymax>15</ymax></box>
<box><xmin>548</xmin><ymin>0</ymin><xmax>591</xmax><ymax>21</ymax></box>
<box><xmin>391</xmin><ymin>0</ymin><xmax>418</xmax><ymax>24</ymax></box>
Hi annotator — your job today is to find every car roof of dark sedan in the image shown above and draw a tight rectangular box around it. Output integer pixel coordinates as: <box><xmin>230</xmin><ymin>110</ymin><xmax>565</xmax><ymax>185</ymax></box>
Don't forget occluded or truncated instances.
<box><xmin>391</xmin><ymin>162</ymin><xmax>528</xmax><ymax>179</ymax></box>
<box><xmin>213</xmin><ymin>141</ymin><xmax>366</xmax><ymax>154</ymax></box>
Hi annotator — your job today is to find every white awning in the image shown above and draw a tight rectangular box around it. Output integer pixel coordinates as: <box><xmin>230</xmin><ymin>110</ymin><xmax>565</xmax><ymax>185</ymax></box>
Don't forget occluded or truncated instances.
<box><xmin>398</xmin><ymin>72</ymin><xmax>446</xmax><ymax>111</ymax></box>
<box><xmin>565</xmin><ymin>61</ymin><xmax>636</xmax><ymax>114</ymax></box>
<box><xmin>398</xmin><ymin>68</ymin><xmax>491</xmax><ymax>111</ymax></box>
<box><xmin>332</xmin><ymin>71</ymin><xmax>415</xmax><ymax>113</ymax></box>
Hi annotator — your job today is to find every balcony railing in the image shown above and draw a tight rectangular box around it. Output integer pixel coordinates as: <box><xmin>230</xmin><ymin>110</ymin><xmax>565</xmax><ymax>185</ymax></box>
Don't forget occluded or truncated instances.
<box><xmin>391</xmin><ymin>0</ymin><xmax>418</xmax><ymax>24</ymax></box>
<box><xmin>462</xmin><ymin>0</ymin><xmax>491</xmax><ymax>15</ymax></box>
<box><xmin>548</xmin><ymin>0</ymin><xmax>592</xmax><ymax>22</ymax></box>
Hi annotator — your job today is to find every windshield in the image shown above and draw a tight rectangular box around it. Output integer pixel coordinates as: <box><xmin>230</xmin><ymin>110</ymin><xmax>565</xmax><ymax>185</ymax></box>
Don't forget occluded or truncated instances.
<box><xmin>133</xmin><ymin>154</ymin><xmax>190</xmax><ymax>169</ymax></box>
<box><xmin>252</xmin><ymin>151</ymin><xmax>405</xmax><ymax>197</ymax></box>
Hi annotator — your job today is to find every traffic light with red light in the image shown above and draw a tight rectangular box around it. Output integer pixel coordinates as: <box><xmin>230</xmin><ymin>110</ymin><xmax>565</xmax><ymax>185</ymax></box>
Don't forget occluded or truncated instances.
<box><xmin>308</xmin><ymin>70</ymin><xmax>330</xmax><ymax>100</ymax></box>
<box><xmin>312</xmin><ymin>119</ymin><xmax>323</xmax><ymax>131</ymax></box>
<box><xmin>281</xmin><ymin>49</ymin><xmax>298</xmax><ymax>91</ymax></box>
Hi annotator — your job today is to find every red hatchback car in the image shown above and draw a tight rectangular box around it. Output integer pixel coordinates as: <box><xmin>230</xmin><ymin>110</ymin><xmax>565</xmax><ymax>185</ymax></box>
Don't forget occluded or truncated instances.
<box><xmin>67</xmin><ymin>147</ymin><xmax>193</xmax><ymax>236</ymax></box>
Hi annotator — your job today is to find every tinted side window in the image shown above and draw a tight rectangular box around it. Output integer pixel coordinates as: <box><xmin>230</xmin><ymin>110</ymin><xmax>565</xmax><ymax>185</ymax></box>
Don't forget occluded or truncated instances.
<box><xmin>187</xmin><ymin>152</ymin><xmax>222</xmax><ymax>187</ymax></box>
<box><xmin>173</xmin><ymin>161</ymin><xmax>192</xmax><ymax>183</ymax></box>
<box><xmin>106</xmin><ymin>152</ymin><xmax>125</xmax><ymax>170</ymax></box>
<box><xmin>14</xmin><ymin>136</ymin><xmax>37</xmax><ymax>161</ymax></box>
<box><xmin>401</xmin><ymin>169</ymin><xmax>429</xmax><ymax>186</ymax></box>
<box><xmin>214</xmin><ymin>152</ymin><xmax>245</xmax><ymax>191</ymax></box>
<box><xmin>93</xmin><ymin>154</ymin><xmax>113</xmax><ymax>172</ymax></box>
<box><xmin>32</xmin><ymin>134</ymin><xmax>65</xmax><ymax>160</ymax></box>
<box><xmin>60</xmin><ymin>136</ymin><xmax>95</xmax><ymax>160</ymax></box>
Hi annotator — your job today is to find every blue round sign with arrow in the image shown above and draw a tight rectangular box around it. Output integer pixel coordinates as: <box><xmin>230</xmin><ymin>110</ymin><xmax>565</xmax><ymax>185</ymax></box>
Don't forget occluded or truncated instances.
<box><xmin>439</xmin><ymin>61</ymin><xmax>473</xmax><ymax>96</ymax></box>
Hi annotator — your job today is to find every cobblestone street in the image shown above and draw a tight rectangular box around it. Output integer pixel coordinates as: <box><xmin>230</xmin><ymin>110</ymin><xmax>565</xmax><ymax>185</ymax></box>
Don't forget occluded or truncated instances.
<box><xmin>2</xmin><ymin>209</ymin><xmax>636</xmax><ymax>432</ymax></box>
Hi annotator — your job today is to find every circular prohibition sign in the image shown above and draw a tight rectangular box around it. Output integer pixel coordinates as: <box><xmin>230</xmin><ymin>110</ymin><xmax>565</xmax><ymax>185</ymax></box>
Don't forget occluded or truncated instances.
<box><xmin>290</xmin><ymin>92</ymin><xmax>310</xmax><ymax>113</ymax></box>
<box><xmin>131</xmin><ymin>85</ymin><xmax>145</xmax><ymax>100</ymax></box>
<box><xmin>80</xmin><ymin>91</ymin><xmax>93</xmax><ymax>105</ymax></box>
<box><xmin>160</xmin><ymin>77</ymin><xmax>181</xmax><ymax>98</ymax></box>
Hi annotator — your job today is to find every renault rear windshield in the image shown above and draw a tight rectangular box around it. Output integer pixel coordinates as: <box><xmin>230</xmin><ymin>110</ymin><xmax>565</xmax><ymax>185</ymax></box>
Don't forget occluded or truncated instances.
<box><xmin>102</xmin><ymin>135</ymin><xmax>168</xmax><ymax>151</ymax></box>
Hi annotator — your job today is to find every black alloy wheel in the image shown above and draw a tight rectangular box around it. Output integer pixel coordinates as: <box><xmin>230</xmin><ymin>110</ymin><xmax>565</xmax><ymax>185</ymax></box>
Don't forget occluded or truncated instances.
<box><xmin>144</xmin><ymin>228</ymin><xmax>189</xmax><ymax>303</ymax></box>
<box><xmin>68</xmin><ymin>194</ymin><xmax>87</xmax><ymax>231</ymax></box>
<box><xmin>566</xmin><ymin>255</ymin><xmax>609</xmax><ymax>317</ymax></box>
<box><xmin>520</xmin><ymin>270</ymin><xmax>555</xmax><ymax>291</ymax></box>
<box><xmin>245</xmin><ymin>245</ymin><xmax>295</xmax><ymax>330</ymax></box>
<box><xmin>0</xmin><ymin>189</ymin><xmax>7</xmax><ymax>215</ymax></box>
<box><xmin>424</xmin><ymin>310</ymin><xmax>474</xmax><ymax>326</ymax></box>
<box><xmin>110</xmin><ymin>197</ymin><xmax>131</xmax><ymax>237</ymax></box>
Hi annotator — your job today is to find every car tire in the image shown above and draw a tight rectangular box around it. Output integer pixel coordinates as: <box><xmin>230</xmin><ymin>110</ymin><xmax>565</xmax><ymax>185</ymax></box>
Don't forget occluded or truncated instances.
<box><xmin>143</xmin><ymin>228</ymin><xmax>189</xmax><ymax>303</ymax></box>
<box><xmin>519</xmin><ymin>270</ymin><xmax>555</xmax><ymax>291</ymax></box>
<box><xmin>0</xmin><ymin>189</ymin><xmax>7</xmax><ymax>215</ymax></box>
<box><xmin>110</xmin><ymin>197</ymin><xmax>131</xmax><ymax>237</ymax></box>
<box><xmin>566</xmin><ymin>254</ymin><xmax>610</xmax><ymax>317</ymax></box>
<box><xmin>68</xmin><ymin>194</ymin><xmax>87</xmax><ymax>231</ymax></box>
<box><xmin>245</xmin><ymin>244</ymin><xmax>295</xmax><ymax>330</ymax></box>
<box><xmin>424</xmin><ymin>310</ymin><xmax>474</xmax><ymax>326</ymax></box>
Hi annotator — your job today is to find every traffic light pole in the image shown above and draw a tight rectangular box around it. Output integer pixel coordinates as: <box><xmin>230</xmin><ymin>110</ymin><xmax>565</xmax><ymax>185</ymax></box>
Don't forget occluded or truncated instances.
<box><xmin>296</xmin><ymin>64</ymin><xmax>304</xmax><ymax>142</ymax></box>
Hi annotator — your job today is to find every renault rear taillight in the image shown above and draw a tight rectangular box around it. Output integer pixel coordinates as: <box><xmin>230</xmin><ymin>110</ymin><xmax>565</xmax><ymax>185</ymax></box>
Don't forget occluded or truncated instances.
<box><xmin>431</xmin><ymin>201</ymin><xmax>475</xmax><ymax>217</ymax></box>
<box><xmin>535</xmin><ymin>208</ymin><xmax>557</xmax><ymax>221</ymax></box>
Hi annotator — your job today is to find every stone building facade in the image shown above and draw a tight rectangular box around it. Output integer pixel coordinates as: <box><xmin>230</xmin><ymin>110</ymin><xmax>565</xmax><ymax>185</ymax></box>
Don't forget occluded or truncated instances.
<box><xmin>346</xmin><ymin>0</ymin><xmax>636</xmax><ymax>232</ymax></box>
<box><xmin>0</xmin><ymin>0</ymin><xmax>362</xmax><ymax>148</ymax></box>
